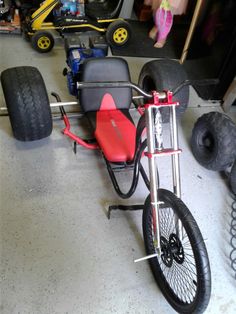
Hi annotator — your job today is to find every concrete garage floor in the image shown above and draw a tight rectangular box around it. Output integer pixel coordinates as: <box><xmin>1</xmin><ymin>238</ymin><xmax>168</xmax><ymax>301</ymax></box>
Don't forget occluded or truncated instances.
<box><xmin>0</xmin><ymin>34</ymin><xmax>236</xmax><ymax>314</ymax></box>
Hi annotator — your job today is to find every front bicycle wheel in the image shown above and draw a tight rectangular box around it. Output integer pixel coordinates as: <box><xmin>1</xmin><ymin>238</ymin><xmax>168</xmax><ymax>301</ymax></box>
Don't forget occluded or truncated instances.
<box><xmin>143</xmin><ymin>189</ymin><xmax>211</xmax><ymax>313</ymax></box>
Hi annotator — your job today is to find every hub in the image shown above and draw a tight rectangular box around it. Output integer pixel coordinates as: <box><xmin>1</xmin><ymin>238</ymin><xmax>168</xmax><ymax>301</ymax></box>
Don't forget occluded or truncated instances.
<box><xmin>160</xmin><ymin>233</ymin><xmax>185</xmax><ymax>267</ymax></box>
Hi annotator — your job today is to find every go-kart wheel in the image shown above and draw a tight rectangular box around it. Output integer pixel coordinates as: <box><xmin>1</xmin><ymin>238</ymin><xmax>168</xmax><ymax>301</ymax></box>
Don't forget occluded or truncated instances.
<box><xmin>31</xmin><ymin>31</ymin><xmax>54</xmax><ymax>53</ymax></box>
<box><xmin>143</xmin><ymin>189</ymin><xmax>211</xmax><ymax>313</ymax></box>
<box><xmin>230</xmin><ymin>160</ymin><xmax>236</xmax><ymax>195</ymax></box>
<box><xmin>191</xmin><ymin>112</ymin><xmax>236</xmax><ymax>171</ymax></box>
<box><xmin>138</xmin><ymin>59</ymin><xmax>189</xmax><ymax>123</ymax></box>
<box><xmin>106</xmin><ymin>20</ymin><xmax>131</xmax><ymax>47</ymax></box>
<box><xmin>1</xmin><ymin>66</ymin><xmax>52</xmax><ymax>141</ymax></box>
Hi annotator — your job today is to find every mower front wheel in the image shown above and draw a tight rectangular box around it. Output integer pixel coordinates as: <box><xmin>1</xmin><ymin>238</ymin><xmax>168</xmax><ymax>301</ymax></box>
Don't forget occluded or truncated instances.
<box><xmin>106</xmin><ymin>20</ymin><xmax>131</xmax><ymax>47</ymax></box>
<box><xmin>1</xmin><ymin>66</ymin><xmax>52</xmax><ymax>141</ymax></box>
<box><xmin>31</xmin><ymin>31</ymin><xmax>54</xmax><ymax>53</ymax></box>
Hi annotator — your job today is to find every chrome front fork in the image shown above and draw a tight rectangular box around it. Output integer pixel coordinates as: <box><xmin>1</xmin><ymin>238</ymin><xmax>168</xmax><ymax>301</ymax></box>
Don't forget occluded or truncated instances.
<box><xmin>170</xmin><ymin>105</ymin><xmax>181</xmax><ymax>198</ymax></box>
<box><xmin>145</xmin><ymin>103</ymin><xmax>181</xmax><ymax>251</ymax></box>
<box><xmin>145</xmin><ymin>106</ymin><xmax>162</xmax><ymax>252</ymax></box>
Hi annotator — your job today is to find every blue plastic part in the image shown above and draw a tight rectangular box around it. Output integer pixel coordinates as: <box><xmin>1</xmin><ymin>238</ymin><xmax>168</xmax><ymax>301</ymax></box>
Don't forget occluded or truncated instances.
<box><xmin>67</xmin><ymin>71</ymin><xmax>77</xmax><ymax>96</ymax></box>
<box><xmin>68</xmin><ymin>47</ymin><xmax>106</xmax><ymax>75</ymax></box>
<box><xmin>66</xmin><ymin>47</ymin><xmax>106</xmax><ymax>95</ymax></box>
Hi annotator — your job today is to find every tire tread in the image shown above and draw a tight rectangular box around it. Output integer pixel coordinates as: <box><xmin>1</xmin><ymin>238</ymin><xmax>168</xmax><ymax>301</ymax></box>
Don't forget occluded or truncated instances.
<box><xmin>1</xmin><ymin>66</ymin><xmax>52</xmax><ymax>141</ymax></box>
<box><xmin>138</xmin><ymin>59</ymin><xmax>189</xmax><ymax>122</ymax></box>
<box><xmin>191</xmin><ymin>112</ymin><xmax>236</xmax><ymax>170</ymax></box>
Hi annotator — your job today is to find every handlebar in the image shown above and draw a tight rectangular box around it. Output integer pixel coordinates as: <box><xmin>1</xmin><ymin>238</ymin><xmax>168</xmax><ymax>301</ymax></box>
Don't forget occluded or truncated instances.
<box><xmin>77</xmin><ymin>78</ymin><xmax>219</xmax><ymax>100</ymax></box>
<box><xmin>77</xmin><ymin>81</ymin><xmax>166</xmax><ymax>99</ymax></box>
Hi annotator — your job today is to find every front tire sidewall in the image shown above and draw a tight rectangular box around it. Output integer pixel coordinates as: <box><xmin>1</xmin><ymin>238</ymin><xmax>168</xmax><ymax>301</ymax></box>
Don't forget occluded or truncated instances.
<box><xmin>143</xmin><ymin>189</ymin><xmax>211</xmax><ymax>313</ymax></box>
<box><xmin>230</xmin><ymin>160</ymin><xmax>236</xmax><ymax>195</ymax></box>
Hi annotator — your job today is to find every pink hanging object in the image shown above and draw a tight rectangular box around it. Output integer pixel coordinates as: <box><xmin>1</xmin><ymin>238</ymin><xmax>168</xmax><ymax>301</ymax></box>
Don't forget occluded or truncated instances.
<box><xmin>155</xmin><ymin>3</ymin><xmax>173</xmax><ymax>44</ymax></box>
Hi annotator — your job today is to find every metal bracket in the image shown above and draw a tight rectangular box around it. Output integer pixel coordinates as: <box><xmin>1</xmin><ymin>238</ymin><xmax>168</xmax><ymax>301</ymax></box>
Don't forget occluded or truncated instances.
<box><xmin>107</xmin><ymin>204</ymin><xmax>144</xmax><ymax>219</ymax></box>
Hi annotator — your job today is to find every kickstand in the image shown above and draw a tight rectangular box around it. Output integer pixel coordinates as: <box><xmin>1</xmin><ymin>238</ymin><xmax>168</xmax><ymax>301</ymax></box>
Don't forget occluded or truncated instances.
<box><xmin>107</xmin><ymin>204</ymin><xmax>144</xmax><ymax>219</ymax></box>
<box><xmin>73</xmin><ymin>141</ymin><xmax>77</xmax><ymax>154</ymax></box>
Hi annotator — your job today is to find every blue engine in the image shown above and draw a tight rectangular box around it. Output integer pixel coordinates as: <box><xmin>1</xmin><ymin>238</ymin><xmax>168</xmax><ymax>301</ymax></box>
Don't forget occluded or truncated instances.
<box><xmin>64</xmin><ymin>36</ymin><xmax>108</xmax><ymax>96</ymax></box>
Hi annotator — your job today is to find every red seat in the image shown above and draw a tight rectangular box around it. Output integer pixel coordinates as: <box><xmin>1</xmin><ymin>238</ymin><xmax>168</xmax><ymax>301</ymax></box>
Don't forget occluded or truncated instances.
<box><xmin>94</xmin><ymin>93</ymin><xmax>136</xmax><ymax>162</ymax></box>
<box><xmin>80</xmin><ymin>58</ymin><xmax>136</xmax><ymax>162</ymax></box>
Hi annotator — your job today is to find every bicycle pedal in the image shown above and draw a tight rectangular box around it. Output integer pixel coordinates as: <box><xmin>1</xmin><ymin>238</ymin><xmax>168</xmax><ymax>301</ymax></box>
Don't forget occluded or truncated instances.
<box><xmin>134</xmin><ymin>253</ymin><xmax>159</xmax><ymax>263</ymax></box>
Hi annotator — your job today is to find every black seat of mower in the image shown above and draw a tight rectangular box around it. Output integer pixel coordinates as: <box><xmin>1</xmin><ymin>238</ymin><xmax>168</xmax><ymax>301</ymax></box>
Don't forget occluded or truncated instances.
<box><xmin>80</xmin><ymin>57</ymin><xmax>136</xmax><ymax>163</ymax></box>
<box><xmin>85</xmin><ymin>0</ymin><xmax>123</xmax><ymax>20</ymax></box>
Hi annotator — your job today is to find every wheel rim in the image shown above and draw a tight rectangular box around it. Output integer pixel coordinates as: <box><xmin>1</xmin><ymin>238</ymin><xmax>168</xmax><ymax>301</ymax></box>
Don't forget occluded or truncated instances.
<box><xmin>113</xmin><ymin>27</ymin><xmax>128</xmax><ymax>44</ymax></box>
<box><xmin>37</xmin><ymin>36</ymin><xmax>51</xmax><ymax>50</ymax></box>
<box><xmin>201</xmin><ymin>131</ymin><xmax>215</xmax><ymax>153</ymax></box>
<box><xmin>151</xmin><ymin>206</ymin><xmax>198</xmax><ymax>304</ymax></box>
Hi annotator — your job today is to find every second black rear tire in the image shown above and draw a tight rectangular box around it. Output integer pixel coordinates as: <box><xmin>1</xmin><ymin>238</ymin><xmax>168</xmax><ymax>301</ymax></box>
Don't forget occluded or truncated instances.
<box><xmin>138</xmin><ymin>59</ymin><xmax>189</xmax><ymax>123</ymax></box>
<box><xmin>1</xmin><ymin>66</ymin><xmax>52</xmax><ymax>141</ymax></box>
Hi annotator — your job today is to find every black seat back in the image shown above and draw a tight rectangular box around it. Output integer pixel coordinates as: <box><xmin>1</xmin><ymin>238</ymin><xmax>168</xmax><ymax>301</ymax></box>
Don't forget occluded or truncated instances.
<box><xmin>80</xmin><ymin>57</ymin><xmax>132</xmax><ymax>113</ymax></box>
<box><xmin>85</xmin><ymin>0</ymin><xmax>123</xmax><ymax>19</ymax></box>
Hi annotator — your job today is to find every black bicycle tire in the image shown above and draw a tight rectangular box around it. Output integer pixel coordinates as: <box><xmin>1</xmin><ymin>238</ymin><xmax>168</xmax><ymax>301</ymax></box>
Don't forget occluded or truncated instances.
<box><xmin>138</xmin><ymin>59</ymin><xmax>189</xmax><ymax>123</ymax></box>
<box><xmin>143</xmin><ymin>189</ymin><xmax>211</xmax><ymax>313</ymax></box>
<box><xmin>191</xmin><ymin>112</ymin><xmax>236</xmax><ymax>171</ymax></box>
<box><xmin>230</xmin><ymin>160</ymin><xmax>236</xmax><ymax>195</ymax></box>
<box><xmin>1</xmin><ymin>66</ymin><xmax>52</xmax><ymax>141</ymax></box>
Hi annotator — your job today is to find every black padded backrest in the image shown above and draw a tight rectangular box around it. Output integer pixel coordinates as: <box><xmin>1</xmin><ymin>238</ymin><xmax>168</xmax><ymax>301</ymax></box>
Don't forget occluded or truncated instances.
<box><xmin>85</xmin><ymin>0</ymin><xmax>123</xmax><ymax>20</ymax></box>
<box><xmin>80</xmin><ymin>57</ymin><xmax>132</xmax><ymax>112</ymax></box>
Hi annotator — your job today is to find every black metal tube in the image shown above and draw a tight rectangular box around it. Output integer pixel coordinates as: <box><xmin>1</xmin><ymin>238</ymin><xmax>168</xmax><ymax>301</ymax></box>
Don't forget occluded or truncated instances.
<box><xmin>140</xmin><ymin>163</ymin><xmax>150</xmax><ymax>191</ymax></box>
<box><xmin>51</xmin><ymin>92</ymin><xmax>66</xmax><ymax>116</ymax></box>
<box><xmin>105</xmin><ymin>140</ymin><xmax>147</xmax><ymax>199</ymax></box>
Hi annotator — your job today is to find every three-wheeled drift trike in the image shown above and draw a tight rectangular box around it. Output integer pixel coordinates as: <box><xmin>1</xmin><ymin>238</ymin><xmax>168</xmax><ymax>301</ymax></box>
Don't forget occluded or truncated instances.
<box><xmin>1</xmin><ymin>57</ymin><xmax>211</xmax><ymax>313</ymax></box>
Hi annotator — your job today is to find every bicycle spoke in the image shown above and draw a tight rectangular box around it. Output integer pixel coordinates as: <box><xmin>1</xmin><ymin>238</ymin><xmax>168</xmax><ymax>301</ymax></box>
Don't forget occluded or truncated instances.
<box><xmin>154</xmin><ymin>205</ymin><xmax>198</xmax><ymax>303</ymax></box>
<box><xmin>143</xmin><ymin>190</ymin><xmax>211</xmax><ymax>312</ymax></box>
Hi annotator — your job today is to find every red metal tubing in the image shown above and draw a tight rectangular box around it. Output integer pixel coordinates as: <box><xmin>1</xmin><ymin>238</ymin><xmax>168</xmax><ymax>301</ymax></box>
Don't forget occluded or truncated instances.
<box><xmin>62</xmin><ymin>115</ymin><xmax>99</xmax><ymax>150</ymax></box>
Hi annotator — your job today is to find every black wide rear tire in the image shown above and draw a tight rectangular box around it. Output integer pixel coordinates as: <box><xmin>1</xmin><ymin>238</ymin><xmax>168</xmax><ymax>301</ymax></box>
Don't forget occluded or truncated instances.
<box><xmin>143</xmin><ymin>189</ymin><xmax>211</xmax><ymax>313</ymax></box>
<box><xmin>1</xmin><ymin>66</ymin><xmax>52</xmax><ymax>141</ymax></box>
<box><xmin>191</xmin><ymin>112</ymin><xmax>236</xmax><ymax>171</ymax></box>
<box><xmin>138</xmin><ymin>59</ymin><xmax>189</xmax><ymax>123</ymax></box>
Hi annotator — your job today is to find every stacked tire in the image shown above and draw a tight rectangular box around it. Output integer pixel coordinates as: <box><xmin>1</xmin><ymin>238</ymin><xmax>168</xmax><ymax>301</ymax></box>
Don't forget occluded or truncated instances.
<box><xmin>191</xmin><ymin>112</ymin><xmax>236</xmax><ymax>194</ymax></box>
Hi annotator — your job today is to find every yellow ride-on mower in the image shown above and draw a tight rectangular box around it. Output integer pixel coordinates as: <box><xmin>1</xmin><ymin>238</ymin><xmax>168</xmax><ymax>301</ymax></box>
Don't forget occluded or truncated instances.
<box><xmin>22</xmin><ymin>0</ymin><xmax>132</xmax><ymax>53</ymax></box>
